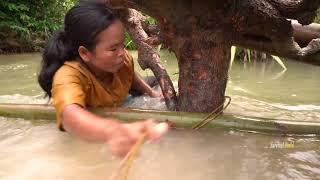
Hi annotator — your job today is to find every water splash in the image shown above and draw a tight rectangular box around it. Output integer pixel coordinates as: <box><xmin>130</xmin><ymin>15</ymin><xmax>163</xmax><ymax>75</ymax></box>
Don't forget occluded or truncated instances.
<box><xmin>0</xmin><ymin>94</ymin><xmax>48</xmax><ymax>104</ymax></box>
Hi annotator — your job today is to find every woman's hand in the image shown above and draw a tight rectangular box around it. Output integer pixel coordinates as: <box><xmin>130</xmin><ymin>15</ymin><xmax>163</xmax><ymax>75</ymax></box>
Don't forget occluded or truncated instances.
<box><xmin>105</xmin><ymin>119</ymin><xmax>169</xmax><ymax>157</ymax></box>
<box><xmin>149</xmin><ymin>90</ymin><xmax>163</xmax><ymax>98</ymax></box>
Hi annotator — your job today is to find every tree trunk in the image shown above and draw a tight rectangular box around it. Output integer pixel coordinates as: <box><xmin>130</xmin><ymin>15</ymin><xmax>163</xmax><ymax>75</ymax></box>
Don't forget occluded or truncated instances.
<box><xmin>176</xmin><ymin>34</ymin><xmax>230</xmax><ymax>112</ymax></box>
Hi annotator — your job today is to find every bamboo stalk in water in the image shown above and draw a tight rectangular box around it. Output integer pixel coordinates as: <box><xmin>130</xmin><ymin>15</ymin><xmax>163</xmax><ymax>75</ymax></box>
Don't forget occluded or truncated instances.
<box><xmin>0</xmin><ymin>103</ymin><xmax>320</xmax><ymax>135</ymax></box>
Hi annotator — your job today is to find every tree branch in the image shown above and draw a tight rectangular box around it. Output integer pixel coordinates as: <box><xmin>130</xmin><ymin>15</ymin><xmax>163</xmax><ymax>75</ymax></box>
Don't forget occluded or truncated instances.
<box><xmin>141</xmin><ymin>23</ymin><xmax>160</xmax><ymax>36</ymax></box>
<box><xmin>232</xmin><ymin>36</ymin><xmax>320</xmax><ymax>66</ymax></box>
<box><xmin>292</xmin><ymin>20</ymin><xmax>320</xmax><ymax>47</ymax></box>
<box><xmin>231</xmin><ymin>1</ymin><xmax>320</xmax><ymax>65</ymax></box>
<box><xmin>231</xmin><ymin>0</ymin><xmax>293</xmax><ymax>40</ymax></box>
<box><xmin>118</xmin><ymin>9</ymin><xmax>178</xmax><ymax>110</ymax></box>
<box><xmin>267</xmin><ymin>0</ymin><xmax>320</xmax><ymax>25</ymax></box>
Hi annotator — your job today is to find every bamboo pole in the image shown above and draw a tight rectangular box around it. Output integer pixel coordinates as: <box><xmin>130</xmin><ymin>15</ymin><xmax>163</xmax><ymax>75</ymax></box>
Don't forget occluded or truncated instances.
<box><xmin>0</xmin><ymin>103</ymin><xmax>320</xmax><ymax>135</ymax></box>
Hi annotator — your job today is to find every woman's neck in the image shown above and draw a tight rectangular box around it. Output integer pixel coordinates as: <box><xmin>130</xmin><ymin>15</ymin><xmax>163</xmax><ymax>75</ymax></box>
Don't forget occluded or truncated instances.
<box><xmin>82</xmin><ymin>61</ymin><xmax>114</xmax><ymax>84</ymax></box>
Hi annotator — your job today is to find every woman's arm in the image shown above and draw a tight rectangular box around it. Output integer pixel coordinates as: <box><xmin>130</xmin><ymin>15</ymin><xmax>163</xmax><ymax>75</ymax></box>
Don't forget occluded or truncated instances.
<box><xmin>62</xmin><ymin>104</ymin><xmax>119</xmax><ymax>142</ymax></box>
<box><xmin>62</xmin><ymin>104</ymin><xmax>168</xmax><ymax>157</ymax></box>
<box><xmin>131</xmin><ymin>72</ymin><xmax>162</xmax><ymax>98</ymax></box>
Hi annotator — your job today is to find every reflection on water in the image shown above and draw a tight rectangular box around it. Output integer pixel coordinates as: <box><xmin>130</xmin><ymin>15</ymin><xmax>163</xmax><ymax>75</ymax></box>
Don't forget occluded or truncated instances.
<box><xmin>0</xmin><ymin>117</ymin><xmax>320</xmax><ymax>180</ymax></box>
<box><xmin>228</xmin><ymin>59</ymin><xmax>320</xmax><ymax>105</ymax></box>
<box><xmin>0</xmin><ymin>51</ymin><xmax>320</xmax><ymax>179</ymax></box>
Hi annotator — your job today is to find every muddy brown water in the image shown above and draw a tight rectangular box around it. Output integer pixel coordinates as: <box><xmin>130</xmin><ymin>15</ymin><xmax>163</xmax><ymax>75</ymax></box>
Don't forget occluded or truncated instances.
<box><xmin>0</xmin><ymin>51</ymin><xmax>319</xmax><ymax>180</ymax></box>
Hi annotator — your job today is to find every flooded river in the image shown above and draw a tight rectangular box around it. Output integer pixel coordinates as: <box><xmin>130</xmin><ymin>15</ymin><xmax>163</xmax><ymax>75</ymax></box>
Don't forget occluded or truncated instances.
<box><xmin>0</xmin><ymin>51</ymin><xmax>319</xmax><ymax>179</ymax></box>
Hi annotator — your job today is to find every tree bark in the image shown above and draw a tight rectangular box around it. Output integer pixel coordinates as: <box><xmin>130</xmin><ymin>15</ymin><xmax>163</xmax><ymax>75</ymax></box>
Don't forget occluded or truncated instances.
<box><xmin>267</xmin><ymin>0</ymin><xmax>320</xmax><ymax>25</ymax></box>
<box><xmin>177</xmin><ymin>34</ymin><xmax>230</xmax><ymax>112</ymax></box>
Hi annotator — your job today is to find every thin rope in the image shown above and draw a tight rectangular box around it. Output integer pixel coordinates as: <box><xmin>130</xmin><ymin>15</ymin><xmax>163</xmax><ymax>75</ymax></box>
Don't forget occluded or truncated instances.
<box><xmin>110</xmin><ymin>133</ymin><xmax>147</xmax><ymax>180</ymax></box>
<box><xmin>192</xmin><ymin>96</ymin><xmax>231</xmax><ymax>130</ymax></box>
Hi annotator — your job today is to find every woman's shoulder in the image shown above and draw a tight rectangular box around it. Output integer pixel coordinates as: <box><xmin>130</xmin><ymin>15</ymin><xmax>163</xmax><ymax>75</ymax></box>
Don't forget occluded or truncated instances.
<box><xmin>53</xmin><ymin>60</ymin><xmax>86</xmax><ymax>84</ymax></box>
<box><xmin>55</xmin><ymin>61</ymin><xmax>81</xmax><ymax>76</ymax></box>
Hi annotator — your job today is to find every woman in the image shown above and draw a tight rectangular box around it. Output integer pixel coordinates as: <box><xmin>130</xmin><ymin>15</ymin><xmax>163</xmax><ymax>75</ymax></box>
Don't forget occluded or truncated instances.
<box><xmin>38</xmin><ymin>0</ymin><xmax>168</xmax><ymax>157</ymax></box>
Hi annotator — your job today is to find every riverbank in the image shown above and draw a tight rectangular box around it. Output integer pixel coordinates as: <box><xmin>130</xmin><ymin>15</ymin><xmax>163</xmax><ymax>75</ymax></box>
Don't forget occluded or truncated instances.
<box><xmin>0</xmin><ymin>33</ymin><xmax>45</xmax><ymax>54</ymax></box>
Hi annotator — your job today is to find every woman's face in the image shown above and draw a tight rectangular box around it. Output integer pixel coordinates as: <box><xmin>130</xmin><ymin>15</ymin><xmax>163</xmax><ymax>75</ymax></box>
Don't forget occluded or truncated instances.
<box><xmin>87</xmin><ymin>20</ymin><xmax>126</xmax><ymax>74</ymax></box>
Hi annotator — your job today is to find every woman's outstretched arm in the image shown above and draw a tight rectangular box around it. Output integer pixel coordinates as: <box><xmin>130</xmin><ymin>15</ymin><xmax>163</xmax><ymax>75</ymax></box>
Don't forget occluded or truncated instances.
<box><xmin>62</xmin><ymin>104</ymin><xmax>168</xmax><ymax>157</ymax></box>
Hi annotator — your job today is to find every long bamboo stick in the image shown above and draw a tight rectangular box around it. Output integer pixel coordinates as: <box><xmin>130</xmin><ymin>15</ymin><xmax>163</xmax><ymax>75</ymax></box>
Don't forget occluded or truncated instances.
<box><xmin>0</xmin><ymin>103</ymin><xmax>320</xmax><ymax>135</ymax></box>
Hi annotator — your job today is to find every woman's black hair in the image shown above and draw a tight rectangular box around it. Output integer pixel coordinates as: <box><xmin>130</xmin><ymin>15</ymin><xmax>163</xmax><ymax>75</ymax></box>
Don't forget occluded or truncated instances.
<box><xmin>38</xmin><ymin>0</ymin><xmax>119</xmax><ymax>97</ymax></box>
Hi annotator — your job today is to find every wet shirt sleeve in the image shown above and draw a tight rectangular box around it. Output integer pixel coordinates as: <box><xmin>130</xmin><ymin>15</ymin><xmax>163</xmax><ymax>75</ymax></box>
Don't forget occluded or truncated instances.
<box><xmin>51</xmin><ymin>65</ymin><xmax>86</xmax><ymax>130</ymax></box>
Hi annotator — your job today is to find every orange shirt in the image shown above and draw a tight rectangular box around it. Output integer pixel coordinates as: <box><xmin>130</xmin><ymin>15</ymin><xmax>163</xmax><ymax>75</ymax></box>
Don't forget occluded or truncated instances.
<box><xmin>51</xmin><ymin>51</ymin><xmax>134</xmax><ymax>130</ymax></box>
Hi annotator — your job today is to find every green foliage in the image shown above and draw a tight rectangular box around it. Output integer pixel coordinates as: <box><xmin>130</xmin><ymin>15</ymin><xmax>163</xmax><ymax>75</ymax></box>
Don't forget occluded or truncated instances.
<box><xmin>146</xmin><ymin>15</ymin><xmax>156</xmax><ymax>25</ymax></box>
<box><xmin>0</xmin><ymin>0</ymin><xmax>76</xmax><ymax>50</ymax></box>
<box><xmin>0</xmin><ymin>2</ymin><xmax>157</xmax><ymax>52</ymax></box>
<box><xmin>124</xmin><ymin>32</ymin><xmax>136</xmax><ymax>50</ymax></box>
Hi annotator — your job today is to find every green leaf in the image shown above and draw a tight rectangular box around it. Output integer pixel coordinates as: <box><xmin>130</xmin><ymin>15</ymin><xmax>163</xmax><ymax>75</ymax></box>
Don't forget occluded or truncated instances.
<box><xmin>7</xmin><ymin>3</ymin><xmax>18</xmax><ymax>11</ymax></box>
<box><xmin>125</xmin><ymin>40</ymin><xmax>133</xmax><ymax>48</ymax></box>
<box><xmin>17</xmin><ymin>4</ymin><xmax>29</xmax><ymax>11</ymax></box>
<box><xmin>19</xmin><ymin>14</ymin><xmax>30</xmax><ymax>21</ymax></box>
<box><xmin>146</xmin><ymin>15</ymin><xmax>156</xmax><ymax>24</ymax></box>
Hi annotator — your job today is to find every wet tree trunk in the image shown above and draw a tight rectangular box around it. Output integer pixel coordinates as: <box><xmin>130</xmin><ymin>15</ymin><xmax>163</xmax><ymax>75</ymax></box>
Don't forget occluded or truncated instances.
<box><xmin>177</xmin><ymin>35</ymin><xmax>230</xmax><ymax>112</ymax></box>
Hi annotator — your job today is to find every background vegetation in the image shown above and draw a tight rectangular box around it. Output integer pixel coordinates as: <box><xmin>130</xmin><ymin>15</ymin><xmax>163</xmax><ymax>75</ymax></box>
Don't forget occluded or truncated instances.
<box><xmin>0</xmin><ymin>0</ymin><xmax>76</xmax><ymax>52</ymax></box>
